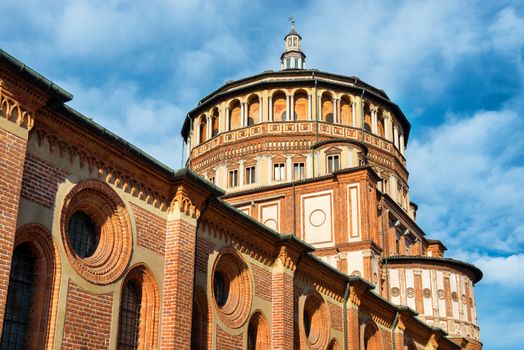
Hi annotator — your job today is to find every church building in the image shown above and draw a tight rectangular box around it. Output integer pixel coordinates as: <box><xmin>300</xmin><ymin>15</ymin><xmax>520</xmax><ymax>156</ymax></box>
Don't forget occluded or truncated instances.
<box><xmin>0</xmin><ymin>22</ymin><xmax>482</xmax><ymax>349</ymax></box>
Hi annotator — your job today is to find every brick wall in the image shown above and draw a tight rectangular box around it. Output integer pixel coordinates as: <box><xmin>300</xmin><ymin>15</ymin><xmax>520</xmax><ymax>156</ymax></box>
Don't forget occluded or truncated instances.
<box><xmin>131</xmin><ymin>203</ymin><xmax>166</xmax><ymax>255</ymax></box>
<box><xmin>20</xmin><ymin>153</ymin><xmax>68</xmax><ymax>208</ymax></box>
<box><xmin>252</xmin><ymin>264</ymin><xmax>272</xmax><ymax>301</ymax></box>
<box><xmin>272</xmin><ymin>270</ymin><xmax>294</xmax><ymax>349</ymax></box>
<box><xmin>329</xmin><ymin>301</ymin><xmax>343</xmax><ymax>332</ymax></box>
<box><xmin>62</xmin><ymin>280</ymin><xmax>113</xmax><ymax>350</ymax></box>
<box><xmin>216</xmin><ymin>325</ymin><xmax>243</xmax><ymax>350</ymax></box>
<box><xmin>160</xmin><ymin>214</ymin><xmax>197</xmax><ymax>350</ymax></box>
<box><xmin>195</xmin><ymin>236</ymin><xmax>214</xmax><ymax>273</ymax></box>
<box><xmin>0</xmin><ymin>128</ymin><xmax>27</xmax><ymax>334</ymax></box>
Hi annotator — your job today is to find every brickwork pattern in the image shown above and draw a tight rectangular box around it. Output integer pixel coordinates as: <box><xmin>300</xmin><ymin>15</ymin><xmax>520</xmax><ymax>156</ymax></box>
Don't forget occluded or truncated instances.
<box><xmin>160</xmin><ymin>216</ymin><xmax>197</xmax><ymax>350</ymax></box>
<box><xmin>62</xmin><ymin>280</ymin><xmax>113</xmax><ymax>350</ymax></box>
<box><xmin>252</xmin><ymin>264</ymin><xmax>272</xmax><ymax>301</ymax></box>
<box><xmin>131</xmin><ymin>203</ymin><xmax>166</xmax><ymax>255</ymax></box>
<box><xmin>271</xmin><ymin>270</ymin><xmax>294</xmax><ymax>349</ymax></box>
<box><xmin>216</xmin><ymin>325</ymin><xmax>243</xmax><ymax>350</ymax></box>
<box><xmin>0</xmin><ymin>128</ymin><xmax>27</xmax><ymax>335</ymax></box>
<box><xmin>20</xmin><ymin>153</ymin><xmax>68</xmax><ymax>208</ymax></box>
<box><xmin>329</xmin><ymin>301</ymin><xmax>343</xmax><ymax>332</ymax></box>
<box><xmin>195</xmin><ymin>236</ymin><xmax>214</xmax><ymax>273</ymax></box>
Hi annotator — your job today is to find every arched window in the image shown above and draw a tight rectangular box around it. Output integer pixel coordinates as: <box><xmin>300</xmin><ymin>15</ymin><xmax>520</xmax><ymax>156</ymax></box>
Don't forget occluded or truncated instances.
<box><xmin>363</xmin><ymin>321</ymin><xmax>382</xmax><ymax>350</ymax></box>
<box><xmin>321</xmin><ymin>94</ymin><xmax>333</xmax><ymax>122</ymax></box>
<box><xmin>294</xmin><ymin>90</ymin><xmax>308</xmax><ymax>121</ymax></box>
<box><xmin>272</xmin><ymin>92</ymin><xmax>286</xmax><ymax>121</ymax></box>
<box><xmin>118</xmin><ymin>281</ymin><xmax>141</xmax><ymax>350</ymax></box>
<box><xmin>68</xmin><ymin>210</ymin><xmax>99</xmax><ymax>258</ymax></box>
<box><xmin>211</xmin><ymin>109</ymin><xmax>219</xmax><ymax>137</ymax></box>
<box><xmin>364</xmin><ymin>106</ymin><xmax>372</xmax><ymax>133</ymax></box>
<box><xmin>117</xmin><ymin>265</ymin><xmax>160</xmax><ymax>349</ymax></box>
<box><xmin>247</xmin><ymin>312</ymin><xmax>270</xmax><ymax>350</ymax></box>
<box><xmin>1</xmin><ymin>224</ymin><xmax>59</xmax><ymax>350</ymax></box>
<box><xmin>230</xmin><ymin>100</ymin><xmax>241</xmax><ymax>129</ymax></box>
<box><xmin>0</xmin><ymin>244</ymin><xmax>36</xmax><ymax>349</ymax></box>
<box><xmin>191</xmin><ymin>288</ymin><xmax>208</xmax><ymax>350</ymax></box>
<box><xmin>247</xmin><ymin>95</ymin><xmax>259</xmax><ymax>126</ymax></box>
<box><xmin>340</xmin><ymin>97</ymin><xmax>352</xmax><ymax>125</ymax></box>
<box><xmin>199</xmin><ymin>118</ymin><xmax>207</xmax><ymax>144</ymax></box>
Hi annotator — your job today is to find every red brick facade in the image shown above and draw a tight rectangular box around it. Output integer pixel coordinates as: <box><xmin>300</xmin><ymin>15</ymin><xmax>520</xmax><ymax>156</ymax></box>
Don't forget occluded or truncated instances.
<box><xmin>20</xmin><ymin>153</ymin><xmax>68</xmax><ymax>208</ymax></box>
<box><xmin>62</xmin><ymin>280</ymin><xmax>113</xmax><ymax>349</ymax></box>
<box><xmin>0</xmin><ymin>127</ymin><xmax>28</xmax><ymax>336</ymax></box>
<box><xmin>0</xmin><ymin>50</ymin><xmax>479</xmax><ymax>350</ymax></box>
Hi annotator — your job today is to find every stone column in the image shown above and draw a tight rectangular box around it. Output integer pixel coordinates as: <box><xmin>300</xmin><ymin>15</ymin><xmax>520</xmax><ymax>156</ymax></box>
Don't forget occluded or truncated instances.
<box><xmin>399</xmin><ymin>133</ymin><xmax>405</xmax><ymax>155</ymax></box>
<box><xmin>351</xmin><ymin>101</ymin><xmax>357</xmax><ymax>127</ymax></box>
<box><xmin>225</xmin><ymin>107</ymin><xmax>230</xmax><ymax>131</ymax></box>
<box><xmin>239</xmin><ymin>160</ymin><xmax>245</xmax><ymax>187</ymax></box>
<box><xmin>290</xmin><ymin>94</ymin><xmax>294</xmax><ymax>121</ymax></box>
<box><xmin>285</xmin><ymin>95</ymin><xmax>290</xmax><ymax>121</ymax></box>
<box><xmin>268</xmin><ymin>96</ymin><xmax>273</xmax><ymax>122</ymax></box>
<box><xmin>393</xmin><ymin>126</ymin><xmax>399</xmax><ymax>149</ymax></box>
<box><xmin>307</xmin><ymin>94</ymin><xmax>312</xmax><ymax>120</ymax></box>
<box><xmin>0</xmin><ymin>114</ymin><xmax>30</xmax><ymax>335</ymax></box>
<box><xmin>333</xmin><ymin>98</ymin><xmax>338</xmax><ymax>123</ymax></box>
<box><xmin>384</xmin><ymin>115</ymin><xmax>391</xmax><ymax>140</ymax></box>
<box><xmin>306</xmin><ymin>153</ymin><xmax>313</xmax><ymax>178</ymax></box>
<box><xmin>259</xmin><ymin>96</ymin><xmax>263</xmax><ymax>123</ymax></box>
<box><xmin>286</xmin><ymin>155</ymin><xmax>292</xmax><ymax>181</ymax></box>
<box><xmin>206</xmin><ymin>116</ymin><xmax>212</xmax><ymax>139</ymax></box>
<box><xmin>371</xmin><ymin>108</ymin><xmax>378</xmax><ymax>134</ymax></box>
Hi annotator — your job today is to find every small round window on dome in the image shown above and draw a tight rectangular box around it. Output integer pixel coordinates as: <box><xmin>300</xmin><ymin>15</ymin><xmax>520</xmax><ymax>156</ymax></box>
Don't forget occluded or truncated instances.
<box><xmin>68</xmin><ymin>211</ymin><xmax>99</xmax><ymax>258</ymax></box>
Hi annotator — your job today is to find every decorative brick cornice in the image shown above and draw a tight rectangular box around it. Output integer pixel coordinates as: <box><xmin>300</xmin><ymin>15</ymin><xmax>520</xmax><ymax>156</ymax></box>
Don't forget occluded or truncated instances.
<box><xmin>32</xmin><ymin>123</ymin><xmax>170</xmax><ymax>210</ymax></box>
<box><xmin>169</xmin><ymin>185</ymin><xmax>202</xmax><ymax>218</ymax></box>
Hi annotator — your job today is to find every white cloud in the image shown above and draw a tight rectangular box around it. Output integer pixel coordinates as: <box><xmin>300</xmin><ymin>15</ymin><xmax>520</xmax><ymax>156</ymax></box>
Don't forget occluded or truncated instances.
<box><xmin>409</xmin><ymin>109</ymin><xmax>524</xmax><ymax>254</ymax></box>
<box><xmin>58</xmin><ymin>78</ymin><xmax>184</xmax><ymax>166</ymax></box>
<box><xmin>475</xmin><ymin>254</ymin><xmax>524</xmax><ymax>287</ymax></box>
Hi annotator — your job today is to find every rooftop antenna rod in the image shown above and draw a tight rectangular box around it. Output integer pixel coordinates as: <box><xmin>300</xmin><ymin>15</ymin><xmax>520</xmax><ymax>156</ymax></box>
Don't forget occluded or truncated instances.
<box><xmin>288</xmin><ymin>16</ymin><xmax>295</xmax><ymax>30</ymax></box>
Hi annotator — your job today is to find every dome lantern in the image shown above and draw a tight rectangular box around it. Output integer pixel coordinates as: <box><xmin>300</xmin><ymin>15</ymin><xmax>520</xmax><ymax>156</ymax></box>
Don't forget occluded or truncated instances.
<box><xmin>281</xmin><ymin>17</ymin><xmax>306</xmax><ymax>70</ymax></box>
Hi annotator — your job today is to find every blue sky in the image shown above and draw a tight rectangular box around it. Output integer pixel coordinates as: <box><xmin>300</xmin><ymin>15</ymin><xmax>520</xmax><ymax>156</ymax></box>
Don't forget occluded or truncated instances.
<box><xmin>1</xmin><ymin>0</ymin><xmax>523</xmax><ymax>348</ymax></box>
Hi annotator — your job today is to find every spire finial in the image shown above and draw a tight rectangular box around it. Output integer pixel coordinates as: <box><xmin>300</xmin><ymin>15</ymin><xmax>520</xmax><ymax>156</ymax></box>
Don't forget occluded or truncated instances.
<box><xmin>289</xmin><ymin>16</ymin><xmax>295</xmax><ymax>31</ymax></box>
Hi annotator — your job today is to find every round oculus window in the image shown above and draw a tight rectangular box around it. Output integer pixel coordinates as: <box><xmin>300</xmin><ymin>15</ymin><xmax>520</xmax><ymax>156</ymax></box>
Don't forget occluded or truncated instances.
<box><xmin>68</xmin><ymin>211</ymin><xmax>100</xmax><ymax>258</ymax></box>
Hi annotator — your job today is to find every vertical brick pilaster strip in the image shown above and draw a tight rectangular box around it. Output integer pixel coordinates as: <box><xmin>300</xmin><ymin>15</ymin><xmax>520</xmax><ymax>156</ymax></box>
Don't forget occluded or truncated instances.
<box><xmin>271</xmin><ymin>258</ymin><xmax>295</xmax><ymax>349</ymax></box>
<box><xmin>346</xmin><ymin>296</ymin><xmax>360</xmax><ymax>350</ymax></box>
<box><xmin>0</xmin><ymin>127</ymin><xmax>28</xmax><ymax>335</ymax></box>
<box><xmin>160</xmin><ymin>208</ymin><xmax>198</xmax><ymax>350</ymax></box>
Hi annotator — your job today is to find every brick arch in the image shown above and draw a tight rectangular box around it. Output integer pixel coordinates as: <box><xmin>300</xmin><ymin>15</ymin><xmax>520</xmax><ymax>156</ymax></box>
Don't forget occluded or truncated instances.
<box><xmin>229</xmin><ymin>99</ymin><xmax>242</xmax><ymax>129</ymax></box>
<box><xmin>321</xmin><ymin>92</ymin><xmax>334</xmax><ymax>123</ymax></box>
<box><xmin>328</xmin><ymin>338</ymin><xmax>341</xmax><ymax>350</ymax></box>
<box><xmin>272</xmin><ymin>90</ymin><xmax>287</xmax><ymax>121</ymax></box>
<box><xmin>191</xmin><ymin>287</ymin><xmax>209</xmax><ymax>350</ymax></box>
<box><xmin>118</xmin><ymin>263</ymin><xmax>160</xmax><ymax>349</ymax></box>
<box><xmin>294</xmin><ymin>89</ymin><xmax>308</xmax><ymax>121</ymax></box>
<box><xmin>199</xmin><ymin>114</ymin><xmax>208</xmax><ymax>143</ymax></box>
<box><xmin>10</xmin><ymin>223</ymin><xmax>61</xmax><ymax>350</ymax></box>
<box><xmin>362</xmin><ymin>319</ymin><xmax>383</xmax><ymax>350</ymax></box>
<box><xmin>247</xmin><ymin>94</ymin><xmax>260</xmax><ymax>125</ymax></box>
<box><xmin>340</xmin><ymin>95</ymin><xmax>352</xmax><ymax>126</ymax></box>
<box><xmin>247</xmin><ymin>310</ymin><xmax>270</xmax><ymax>350</ymax></box>
<box><xmin>301</xmin><ymin>290</ymin><xmax>330</xmax><ymax>350</ymax></box>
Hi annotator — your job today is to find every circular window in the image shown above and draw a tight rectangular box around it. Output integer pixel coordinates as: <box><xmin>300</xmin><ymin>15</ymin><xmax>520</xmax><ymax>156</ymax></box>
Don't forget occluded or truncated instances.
<box><xmin>406</xmin><ymin>288</ymin><xmax>415</xmax><ymax>298</ymax></box>
<box><xmin>451</xmin><ymin>291</ymin><xmax>459</xmax><ymax>302</ymax></box>
<box><xmin>211</xmin><ymin>248</ymin><xmax>252</xmax><ymax>328</ymax></box>
<box><xmin>423</xmin><ymin>288</ymin><xmax>431</xmax><ymax>298</ymax></box>
<box><xmin>68</xmin><ymin>211</ymin><xmax>99</xmax><ymax>258</ymax></box>
<box><xmin>302</xmin><ymin>293</ymin><xmax>329</xmax><ymax>350</ymax></box>
<box><xmin>391</xmin><ymin>287</ymin><xmax>401</xmax><ymax>297</ymax></box>
<box><xmin>61</xmin><ymin>181</ymin><xmax>132</xmax><ymax>285</ymax></box>
<box><xmin>437</xmin><ymin>289</ymin><xmax>445</xmax><ymax>300</ymax></box>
